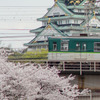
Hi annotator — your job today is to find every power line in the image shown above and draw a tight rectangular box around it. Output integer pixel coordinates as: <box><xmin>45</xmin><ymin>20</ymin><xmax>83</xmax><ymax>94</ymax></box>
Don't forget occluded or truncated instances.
<box><xmin>0</xmin><ymin>40</ymin><xmax>32</xmax><ymax>41</ymax></box>
<box><xmin>0</xmin><ymin>33</ymin><xmax>33</xmax><ymax>34</ymax></box>
<box><xmin>0</xmin><ymin>6</ymin><xmax>51</xmax><ymax>7</ymax></box>
<box><xmin>0</xmin><ymin>35</ymin><xmax>34</xmax><ymax>38</ymax></box>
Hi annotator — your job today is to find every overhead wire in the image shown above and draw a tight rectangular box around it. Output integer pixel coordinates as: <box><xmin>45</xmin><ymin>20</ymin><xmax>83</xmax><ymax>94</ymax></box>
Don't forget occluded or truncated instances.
<box><xmin>0</xmin><ymin>6</ymin><xmax>48</xmax><ymax>21</ymax></box>
<box><xmin>0</xmin><ymin>6</ymin><xmax>50</xmax><ymax>7</ymax></box>
<box><xmin>0</xmin><ymin>6</ymin><xmax>45</xmax><ymax>42</ymax></box>
<box><xmin>0</xmin><ymin>35</ymin><xmax>35</xmax><ymax>38</ymax></box>
<box><xmin>0</xmin><ymin>39</ymin><xmax>33</xmax><ymax>41</ymax></box>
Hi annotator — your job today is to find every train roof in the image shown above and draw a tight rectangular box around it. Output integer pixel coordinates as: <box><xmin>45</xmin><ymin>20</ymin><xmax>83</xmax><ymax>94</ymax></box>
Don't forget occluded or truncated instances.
<box><xmin>49</xmin><ymin>36</ymin><xmax>100</xmax><ymax>39</ymax></box>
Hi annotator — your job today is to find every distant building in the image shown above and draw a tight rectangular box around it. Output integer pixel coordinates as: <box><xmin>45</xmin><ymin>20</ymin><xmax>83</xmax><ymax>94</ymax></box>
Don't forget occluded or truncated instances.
<box><xmin>24</xmin><ymin>0</ymin><xmax>100</xmax><ymax>51</ymax></box>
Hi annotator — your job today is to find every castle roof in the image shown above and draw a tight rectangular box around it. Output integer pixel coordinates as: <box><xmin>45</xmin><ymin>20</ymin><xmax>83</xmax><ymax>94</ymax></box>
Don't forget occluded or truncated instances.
<box><xmin>24</xmin><ymin>0</ymin><xmax>100</xmax><ymax>47</ymax></box>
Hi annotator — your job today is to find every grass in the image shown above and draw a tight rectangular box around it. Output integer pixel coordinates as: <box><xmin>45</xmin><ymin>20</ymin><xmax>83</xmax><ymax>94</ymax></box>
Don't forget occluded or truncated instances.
<box><xmin>8</xmin><ymin>48</ymin><xmax>48</xmax><ymax>60</ymax></box>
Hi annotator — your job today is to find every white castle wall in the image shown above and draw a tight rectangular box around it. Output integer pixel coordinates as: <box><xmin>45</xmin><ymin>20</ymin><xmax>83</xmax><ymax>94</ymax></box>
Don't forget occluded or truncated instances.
<box><xmin>46</xmin><ymin>5</ymin><xmax>65</xmax><ymax>16</ymax></box>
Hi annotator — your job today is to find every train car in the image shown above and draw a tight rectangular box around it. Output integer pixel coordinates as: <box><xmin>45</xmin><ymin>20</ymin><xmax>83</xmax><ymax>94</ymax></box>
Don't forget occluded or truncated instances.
<box><xmin>48</xmin><ymin>36</ymin><xmax>100</xmax><ymax>92</ymax></box>
<box><xmin>48</xmin><ymin>36</ymin><xmax>100</xmax><ymax>74</ymax></box>
<box><xmin>48</xmin><ymin>36</ymin><xmax>100</xmax><ymax>61</ymax></box>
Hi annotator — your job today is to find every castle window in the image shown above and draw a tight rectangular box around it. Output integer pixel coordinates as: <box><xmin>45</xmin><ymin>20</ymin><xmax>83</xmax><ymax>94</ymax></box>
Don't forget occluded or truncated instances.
<box><xmin>74</xmin><ymin>20</ymin><xmax>78</xmax><ymax>24</ymax></box>
<box><xmin>78</xmin><ymin>9</ymin><xmax>81</xmax><ymax>13</ymax></box>
<box><xmin>94</xmin><ymin>42</ymin><xmax>100</xmax><ymax>52</ymax></box>
<box><xmin>66</xmin><ymin>19</ymin><xmax>69</xmax><ymax>24</ymax></box>
<box><xmin>57</xmin><ymin>20</ymin><xmax>62</xmax><ymax>25</ymax></box>
<box><xmin>76</xmin><ymin>43</ymin><xmax>80</xmax><ymax>51</ymax></box>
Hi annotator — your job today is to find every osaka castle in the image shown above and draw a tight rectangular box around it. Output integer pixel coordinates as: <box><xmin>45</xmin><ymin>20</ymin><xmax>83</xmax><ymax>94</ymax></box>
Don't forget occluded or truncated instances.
<box><xmin>24</xmin><ymin>0</ymin><xmax>100</xmax><ymax>51</ymax></box>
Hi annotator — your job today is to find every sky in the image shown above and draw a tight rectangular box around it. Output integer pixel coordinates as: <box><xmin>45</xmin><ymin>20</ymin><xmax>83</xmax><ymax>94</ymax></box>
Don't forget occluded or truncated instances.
<box><xmin>0</xmin><ymin>0</ymin><xmax>54</xmax><ymax>29</ymax></box>
<box><xmin>0</xmin><ymin>0</ymin><xmax>54</xmax><ymax>50</ymax></box>
<box><xmin>0</xmin><ymin>0</ymin><xmax>54</xmax><ymax>6</ymax></box>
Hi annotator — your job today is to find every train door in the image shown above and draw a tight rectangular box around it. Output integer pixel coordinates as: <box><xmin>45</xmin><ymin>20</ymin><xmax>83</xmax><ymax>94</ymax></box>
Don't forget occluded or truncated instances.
<box><xmin>81</xmin><ymin>43</ymin><xmax>87</xmax><ymax>59</ymax></box>
<box><xmin>75</xmin><ymin>43</ymin><xmax>87</xmax><ymax>60</ymax></box>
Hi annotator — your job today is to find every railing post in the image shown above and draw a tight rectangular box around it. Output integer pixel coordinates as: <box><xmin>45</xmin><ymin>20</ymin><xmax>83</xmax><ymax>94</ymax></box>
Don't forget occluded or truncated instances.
<box><xmin>80</xmin><ymin>62</ymin><xmax>82</xmax><ymax>75</ymax></box>
<box><xmin>63</xmin><ymin>61</ymin><xmax>65</xmax><ymax>71</ymax></box>
<box><xmin>89</xmin><ymin>90</ymin><xmax>92</xmax><ymax>100</ymax></box>
<box><xmin>46</xmin><ymin>60</ymin><xmax>48</xmax><ymax>66</ymax></box>
<box><xmin>94</xmin><ymin>62</ymin><xmax>96</xmax><ymax>72</ymax></box>
<box><xmin>90</xmin><ymin>62</ymin><xmax>91</xmax><ymax>70</ymax></box>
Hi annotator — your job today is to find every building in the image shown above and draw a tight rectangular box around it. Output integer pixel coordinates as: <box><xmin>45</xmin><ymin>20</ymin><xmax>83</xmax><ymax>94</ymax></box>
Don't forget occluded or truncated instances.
<box><xmin>24</xmin><ymin>0</ymin><xmax>100</xmax><ymax>51</ymax></box>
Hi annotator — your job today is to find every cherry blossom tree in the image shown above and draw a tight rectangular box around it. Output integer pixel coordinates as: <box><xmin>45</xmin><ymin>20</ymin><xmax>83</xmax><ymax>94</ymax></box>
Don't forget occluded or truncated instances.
<box><xmin>0</xmin><ymin>48</ymin><xmax>88</xmax><ymax>100</ymax></box>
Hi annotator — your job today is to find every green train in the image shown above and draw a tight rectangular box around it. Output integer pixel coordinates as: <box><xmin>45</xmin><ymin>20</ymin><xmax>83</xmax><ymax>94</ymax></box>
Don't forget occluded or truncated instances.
<box><xmin>48</xmin><ymin>36</ymin><xmax>100</xmax><ymax>61</ymax></box>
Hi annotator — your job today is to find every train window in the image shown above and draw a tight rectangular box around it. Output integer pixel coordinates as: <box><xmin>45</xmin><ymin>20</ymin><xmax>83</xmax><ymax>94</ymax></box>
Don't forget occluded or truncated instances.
<box><xmin>61</xmin><ymin>42</ymin><xmax>68</xmax><ymax>51</ymax></box>
<box><xmin>82</xmin><ymin>43</ymin><xmax>86</xmax><ymax>51</ymax></box>
<box><xmin>94</xmin><ymin>42</ymin><xmax>100</xmax><ymax>52</ymax></box>
<box><xmin>76</xmin><ymin>43</ymin><xmax>80</xmax><ymax>51</ymax></box>
<box><xmin>53</xmin><ymin>42</ymin><xmax>57</xmax><ymax>51</ymax></box>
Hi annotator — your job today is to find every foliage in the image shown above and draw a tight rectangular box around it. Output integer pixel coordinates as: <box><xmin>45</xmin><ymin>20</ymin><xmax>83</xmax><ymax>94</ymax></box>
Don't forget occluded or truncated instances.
<box><xmin>0</xmin><ymin>49</ymin><xmax>88</xmax><ymax>100</ymax></box>
<box><xmin>8</xmin><ymin>48</ymin><xmax>48</xmax><ymax>60</ymax></box>
<box><xmin>22</xmin><ymin>49</ymin><xmax>48</xmax><ymax>59</ymax></box>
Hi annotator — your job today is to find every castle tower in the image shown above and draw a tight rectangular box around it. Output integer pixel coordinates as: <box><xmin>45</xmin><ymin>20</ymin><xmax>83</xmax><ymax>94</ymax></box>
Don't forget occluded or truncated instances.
<box><xmin>24</xmin><ymin>0</ymin><xmax>100</xmax><ymax>51</ymax></box>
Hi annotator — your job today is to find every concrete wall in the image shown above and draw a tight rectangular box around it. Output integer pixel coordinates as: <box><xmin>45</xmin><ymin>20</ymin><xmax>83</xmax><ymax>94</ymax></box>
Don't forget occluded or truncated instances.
<box><xmin>74</xmin><ymin>75</ymin><xmax>100</xmax><ymax>90</ymax></box>
<box><xmin>78</xmin><ymin>95</ymin><xmax>100</xmax><ymax>100</ymax></box>
<box><xmin>48</xmin><ymin>52</ymin><xmax>100</xmax><ymax>61</ymax></box>
<box><xmin>74</xmin><ymin>75</ymin><xmax>100</xmax><ymax>100</ymax></box>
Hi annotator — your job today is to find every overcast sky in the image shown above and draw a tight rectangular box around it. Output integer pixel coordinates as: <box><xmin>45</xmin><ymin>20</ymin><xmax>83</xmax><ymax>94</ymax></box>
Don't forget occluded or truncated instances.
<box><xmin>0</xmin><ymin>0</ymin><xmax>54</xmax><ymax>6</ymax></box>
<box><xmin>0</xmin><ymin>0</ymin><xmax>54</xmax><ymax>49</ymax></box>
<box><xmin>0</xmin><ymin>0</ymin><xmax>54</xmax><ymax>29</ymax></box>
